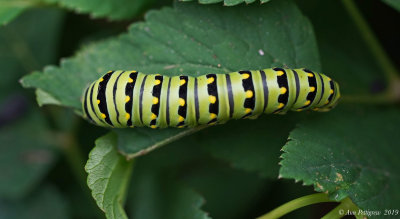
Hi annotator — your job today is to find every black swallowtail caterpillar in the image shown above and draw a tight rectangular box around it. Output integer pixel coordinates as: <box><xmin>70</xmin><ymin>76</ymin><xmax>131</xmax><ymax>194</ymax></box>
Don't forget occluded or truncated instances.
<box><xmin>82</xmin><ymin>68</ymin><xmax>340</xmax><ymax>128</ymax></box>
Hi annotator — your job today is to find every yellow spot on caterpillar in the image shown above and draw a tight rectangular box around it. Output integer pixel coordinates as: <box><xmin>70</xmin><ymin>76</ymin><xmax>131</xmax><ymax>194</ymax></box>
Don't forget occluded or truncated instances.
<box><xmin>246</xmin><ymin>90</ymin><xmax>253</xmax><ymax>98</ymax></box>
<box><xmin>128</xmin><ymin>78</ymin><xmax>134</xmax><ymax>83</ymax></box>
<box><xmin>305</xmin><ymin>100</ymin><xmax>311</xmax><ymax>106</ymax></box>
<box><xmin>242</xmin><ymin>73</ymin><xmax>250</xmax><ymax>79</ymax></box>
<box><xmin>209</xmin><ymin>95</ymin><xmax>216</xmax><ymax>104</ymax></box>
<box><xmin>150</xmin><ymin>125</ymin><xmax>157</xmax><ymax>129</ymax></box>
<box><xmin>101</xmin><ymin>113</ymin><xmax>106</xmax><ymax>119</ymax></box>
<box><xmin>107</xmin><ymin>71</ymin><xmax>112</xmax><ymax>74</ymax></box>
<box><xmin>180</xmin><ymin>79</ymin><xmax>186</xmax><ymax>85</ymax></box>
<box><xmin>97</xmin><ymin>99</ymin><xmax>100</xmax><ymax>104</ymax></box>
<box><xmin>310</xmin><ymin>87</ymin><xmax>316</xmax><ymax>92</ymax></box>
<box><xmin>178</xmin><ymin>116</ymin><xmax>184</xmax><ymax>122</ymax></box>
<box><xmin>276</xmin><ymin>71</ymin><xmax>284</xmax><ymax>76</ymax></box>
<box><xmin>125</xmin><ymin>96</ymin><xmax>130</xmax><ymax>103</ymax></box>
<box><xmin>278</xmin><ymin>103</ymin><xmax>285</xmax><ymax>109</ymax></box>
<box><xmin>280</xmin><ymin>87</ymin><xmax>287</xmax><ymax>94</ymax></box>
<box><xmin>207</xmin><ymin>77</ymin><xmax>215</xmax><ymax>84</ymax></box>
<box><xmin>125</xmin><ymin>113</ymin><xmax>130</xmax><ymax>120</ymax></box>
<box><xmin>151</xmin><ymin>113</ymin><xmax>157</xmax><ymax>120</ymax></box>
<box><xmin>154</xmin><ymin>79</ymin><xmax>161</xmax><ymax>85</ymax></box>
<box><xmin>330</xmin><ymin>89</ymin><xmax>334</xmax><ymax>94</ymax></box>
<box><xmin>99</xmin><ymin>78</ymin><xmax>104</xmax><ymax>82</ymax></box>
<box><xmin>210</xmin><ymin>113</ymin><xmax>217</xmax><ymax>119</ymax></box>
<box><xmin>307</xmin><ymin>73</ymin><xmax>314</xmax><ymax>77</ymax></box>
<box><xmin>153</xmin><ymin>97</ymin><xmax>159</xmax><ymax>104</ymax></box>
<box><xmin>177</xmin><ymin>125</ymin><xmax>184</xmax><ymax>128</ymax></box>
<box><xmin>327</xmin><ymin>77</ymin><xmax>332</xmax><ymax>81</ymax></box>
<box><xmin>155</xmin><ymin>74</ymin><xmax>161</xmax><ymax>76</ymax></box>
<box><xmin>245</xmin><ymin>108</ymin><xmax>252</xmax><ymax>113</ymax></box>
<box><xmin>131</xmin><ymin>70</ymin><xmax>137</xmax><ymax>73</ymax></box>
<box><xmin>179</xmin><ymin>98</ymin><xmax>185</xmax><ymax>106</ymax></box>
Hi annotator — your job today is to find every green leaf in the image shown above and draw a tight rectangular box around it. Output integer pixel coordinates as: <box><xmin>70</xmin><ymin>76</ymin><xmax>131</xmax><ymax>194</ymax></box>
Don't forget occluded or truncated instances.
<box><xmin>279</xmin><ymin>107</ymin><xmax>400</xmax><ymax>215</ymax></box>
<box><xmin>35</xmin><ymin>89</ymin><xmax>61</xmax><ymax>107</ymax></box>
<box><xmin>130</xmin><ymin>175</ymin><xmax>210</xmax><ymax>219</ymax></box>
<box><xmin>21</xmin><ymin>0</ymin><xmax>319</xmax><ymax>110</ymax></box>
<box><xmin>382</xmin><ymin>0</ymin><xmax>400</xmax><ymax>12</ymax></box>
<box><xmin>0</xmin><ymin>6</ymin><xmax>25</xmax><ymax>26</ymax></box>
<box><xmin>43</xmin><ymin>0</ymin><xmax>159</xmax><ymax>20</ymax></box>
<box><xmin>0</xmin><ymin>0</ymin><xmax>37</xmax><ymax>25</ymax></box>
<box><xmin>199</xmin><ymin>114</ymin><xmax>299</xmax><ymax>178</ymax></box>
<box><xmin>120</xmin><ymin>114</ymin><xmax>298</xmax><ymax>178</ymax></box>
<box><xmin>21</xmin><ymin>0</ymin><xmax>319</xmax><ymax>157</ymax></box>
<box><xmin>85</xmin><ymin>132</ymin><xmax>133</xmax><ymax>219</ymax></box>
<box><xmin>0</xmin><ymin>110</ymin><xmax>57</xmax><ymax>199</ymax></box>
<box><xmin>183</xmin><ymin>163</ymin><xmax>271</xmax><ymax>219</ymax></box>
<box><xmin>115</xmin><ymin>126</ymin><xmax>206</xmax><ymax>158</ymax></box>
<box><xmin>127</xmin><ymin>130</ymin><xmax>311</xmax><ymax>219</ymax></box>
<box><xmin>180</xmin><ymin>0</ymin><xmax>270</xmax><ymax>6</ymax></box>
<box><xmin>0</xmin><ymin>185</ymin><xmax>69</xmax><ymax>219</ymax></box>
<box><xmin>128</xmin><ymin>140</ymin><xmax>212</xmax><ymax>219</ymax></box>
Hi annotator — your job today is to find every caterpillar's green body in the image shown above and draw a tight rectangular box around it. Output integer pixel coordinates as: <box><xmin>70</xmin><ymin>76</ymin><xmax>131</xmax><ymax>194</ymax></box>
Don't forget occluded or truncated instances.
<box><xmin>82</xmin><ymin>68</ymin><xmax>340</xmax><ymax>128</ymax></box>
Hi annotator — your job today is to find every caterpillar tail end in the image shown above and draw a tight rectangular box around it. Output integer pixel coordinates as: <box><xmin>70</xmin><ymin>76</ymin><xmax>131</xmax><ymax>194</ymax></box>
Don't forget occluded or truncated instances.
<box><xmin>314</xmin><ymin>81</ymin><xmax>341</xmax><ymax>112</ymax></box>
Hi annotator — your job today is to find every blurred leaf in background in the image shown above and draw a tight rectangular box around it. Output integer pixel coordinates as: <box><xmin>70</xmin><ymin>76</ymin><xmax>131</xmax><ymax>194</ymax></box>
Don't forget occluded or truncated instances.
<box><xmin>0</xmin><ymin>8</ymin><xmax>63</xmax><ymax>97</ymax></box>
<box><xmin>382</xmin><ymin>0</ymin><xmax>400</xmax><ymax>12</ymax></box>
<box><xmin>0</xmin><ymin>110</ymin><xmax>56</xmax><ymax>199</ymax></box>
<box><xmin>0</xmin><ymin>185</ymin><xmax>69</xmax><ymax>219</ymax></box>
<box><xmin>0</xmin><ymin>7</ymin><xmax>68</xmax><ymax>216</ymax></box>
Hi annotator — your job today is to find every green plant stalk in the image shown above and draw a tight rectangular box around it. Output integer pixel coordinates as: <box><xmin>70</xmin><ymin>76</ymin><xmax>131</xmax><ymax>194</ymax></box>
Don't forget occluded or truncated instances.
<box><xmin>321</xmin><ymin>197</ymin><xmax>362</xmax><ymax>219</ymax></box>
<box><xmin>342</xmin><ymin>0</ymin><xmax>399</xmax><ymax>82</ymax></box>
<box><xmin>257</xmin><ymin>193</ymin><xmax>335</xmax><ymax>219</ymax></box>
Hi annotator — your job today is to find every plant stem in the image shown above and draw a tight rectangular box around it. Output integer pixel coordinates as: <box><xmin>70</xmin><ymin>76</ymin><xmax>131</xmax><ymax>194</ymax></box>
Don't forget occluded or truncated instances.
<box><xmin>342</xmin><ymin>0</ymin><xmax>399</xmax><ymax>82</ymax></box>
<box><xmin>321</xmin><ymin>197</ymin><xmax>362</xmax><ymax>219</ymax></box>
<box><xmin>256</xmin><ymin>193</ymin><xmax>335</xmax><ymax>219</ymax></box>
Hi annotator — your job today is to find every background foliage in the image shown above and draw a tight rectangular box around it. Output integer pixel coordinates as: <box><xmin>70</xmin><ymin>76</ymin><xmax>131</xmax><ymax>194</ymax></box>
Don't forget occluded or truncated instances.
<box><xmin>0</xmin><ymin>0</ymin><xmax>399</xmax><ymax>218</ymax></box>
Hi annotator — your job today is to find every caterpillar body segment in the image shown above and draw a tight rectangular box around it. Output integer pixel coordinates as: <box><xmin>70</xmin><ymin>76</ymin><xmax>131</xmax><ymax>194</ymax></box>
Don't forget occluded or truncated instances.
<box><xmin>82</xmin><ymin>68</ymin><xmax>340</xmax><ymax>128</ymax></box>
